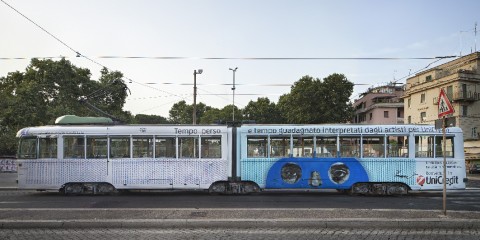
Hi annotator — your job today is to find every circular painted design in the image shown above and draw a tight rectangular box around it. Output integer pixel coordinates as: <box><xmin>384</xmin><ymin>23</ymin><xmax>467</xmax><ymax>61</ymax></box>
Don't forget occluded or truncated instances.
<box><xmin>281</xmin><ymin>163</ymin><xmax>302</xmax><ymax>184</ymax></box>
<box><xmin>328</xmin><ymin>162</ymin><xmax>350</xmax><ymax>184</ymax></box>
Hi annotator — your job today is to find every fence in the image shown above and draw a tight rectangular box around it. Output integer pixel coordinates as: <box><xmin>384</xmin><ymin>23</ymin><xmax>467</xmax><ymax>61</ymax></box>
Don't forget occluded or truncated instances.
<box><xmin>0</xmin><ymin>157</ymin><xmax>17</xmax><ymax>173</ymax></box>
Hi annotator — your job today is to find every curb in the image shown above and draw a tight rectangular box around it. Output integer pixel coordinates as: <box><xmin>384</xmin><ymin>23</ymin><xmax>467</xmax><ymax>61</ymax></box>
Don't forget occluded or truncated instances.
<box><xmin>1</xmin><ymin>218</ymin><xmax>480</xmax><ymax>229</ymax></box>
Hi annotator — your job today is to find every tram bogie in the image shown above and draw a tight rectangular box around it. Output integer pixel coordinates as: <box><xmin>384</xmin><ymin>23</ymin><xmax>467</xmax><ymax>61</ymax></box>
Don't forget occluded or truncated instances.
<box><xmin>208</xmin><ymin>180</ymin><xmax>261</xmax><ymax>194</ymax></box>
<box><xmin>350</xmin><ymin>182</ymin><xmax>409</xmax><ymax>196</ymax></box>
<box><xmin>61</xmin><ymin>182</ymin><xmax>116</xmax><ymax>195</ymax></box>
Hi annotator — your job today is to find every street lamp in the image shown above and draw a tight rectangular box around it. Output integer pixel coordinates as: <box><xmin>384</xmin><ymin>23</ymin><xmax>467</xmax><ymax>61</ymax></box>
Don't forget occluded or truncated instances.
<box><xmin>229</xmin><ymin>67</ymin><xmax>238</xmax><ymax>122</ymax></box>
<box><xmin>193</xmin><ymin>69</ymin><xmax>203</xmax><ymax>125</ymax></box>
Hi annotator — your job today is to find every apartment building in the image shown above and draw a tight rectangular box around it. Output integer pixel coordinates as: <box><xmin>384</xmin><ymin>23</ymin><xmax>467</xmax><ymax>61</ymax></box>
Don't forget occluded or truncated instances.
<box><xmin>403</xmin><ymin>52</ymin><xmax>480</xmax><ymax>165</ymax></box>
<box><xmin>352</xmin><ymin>84</ymin><xmax>404</xmax><ymax>124</ymax></box>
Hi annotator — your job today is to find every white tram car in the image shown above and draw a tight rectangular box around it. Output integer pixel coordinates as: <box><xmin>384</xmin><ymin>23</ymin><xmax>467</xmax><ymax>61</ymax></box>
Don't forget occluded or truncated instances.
<box><xmin>16</xmin><ymin>116</ymin><xmax>467</xmax><ymax>195</ymax></box>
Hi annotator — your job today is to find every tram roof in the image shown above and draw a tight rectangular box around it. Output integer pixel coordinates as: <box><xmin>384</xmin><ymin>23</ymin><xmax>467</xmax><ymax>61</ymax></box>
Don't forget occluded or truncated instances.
<box><xmin>55</xmin><ymin>115</ymin><xmax>114</xmax><ymax>125</ymax></box>
<box><xmin>16</xmin><ymin>124</ymin><xmax>230</xmax><ymax>137</ymax></box>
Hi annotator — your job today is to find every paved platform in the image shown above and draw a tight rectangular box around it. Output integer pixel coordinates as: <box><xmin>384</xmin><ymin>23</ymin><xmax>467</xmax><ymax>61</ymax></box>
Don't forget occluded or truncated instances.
<box><xmin>1</xmin><ymin>208</ymin><xmax>479</xmax><ymax>229</ymax></box>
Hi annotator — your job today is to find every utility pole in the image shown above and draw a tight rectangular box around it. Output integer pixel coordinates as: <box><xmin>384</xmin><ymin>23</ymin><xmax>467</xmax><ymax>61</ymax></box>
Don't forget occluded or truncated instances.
<box><xmin>229</xmin><ymin>67</ymin><xmax>238</xmax><ymax>122</ymax></box>
<box><xmin>193</xmin><ymin>69</ymin><xmax>203</xmax><ymax>125</ymax></box>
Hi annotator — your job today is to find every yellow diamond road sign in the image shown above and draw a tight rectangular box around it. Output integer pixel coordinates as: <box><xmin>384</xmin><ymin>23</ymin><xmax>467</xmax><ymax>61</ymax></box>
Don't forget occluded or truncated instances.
<box><xmin>438</xmin><ymin>88</ymin><xmax>454</xmax><ymax>118</ymax></box>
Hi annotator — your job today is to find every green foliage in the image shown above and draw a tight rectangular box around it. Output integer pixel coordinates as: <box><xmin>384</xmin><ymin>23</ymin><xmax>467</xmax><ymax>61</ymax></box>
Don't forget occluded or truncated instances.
<box><xmin>83</xmin><ymin>67</ymin><xmax>133</xmax><ymax>123</ymax></box>
<box><xmin>134</xmin><ymin>114</ymin><xmax>170</xmax><ymax>124</ymax></box>
<box><xmin>169</xmin><ymin>100</ymin><xmax>211</xmax><ymax>124</ymax></box>
<box><xmin>243</xmin><ymin>97</ymin><xmax>284</xmax><ymax>123</ymax></box>
<box><xmin>199</xmin><ymin>108</ymin><xmax>222</xmax><ymax>124</ymax></box>
<box><xmin>0</xmin><ymin>58</ymin><xmax>356</xmax><ymax>155</ymax></box>
<box><xmin>199</xmin><ymin>105</ymin><xmax>243</xmax><ymax>124</ymax></box>
<box><xmin>0</xmin><ymin>59</ymin><xmax>132</xmax><ymax>155</ymax></box>
<box><xmin>278</xmin><ymin>74</ymin><xmax>354</xmax><ymax>124</ymax></box>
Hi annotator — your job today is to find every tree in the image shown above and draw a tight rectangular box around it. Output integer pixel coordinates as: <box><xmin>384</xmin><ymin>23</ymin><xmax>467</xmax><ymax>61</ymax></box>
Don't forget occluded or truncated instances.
<box><xmin>134</xmin><ymin>114</ymin><xmax>169</xmax><ymax>124</ymax></box>
<box><xmin>82</xmin><ymin>67</ymin><xmax>132</xmax><ymax>123</ymax></box>
<box><xmin>199</xmin><ymin>105</ymin><xmax>243</xmax><ymax>124</ymax></box>
<box><xmin>319</xmin><ymin>73</ymin><xmax>355</xmax><ymax>123</ymax></box>
<box><xmin>199</xmin><ymin>108</ymin><xmax>222</xmax><ymax>124</ymax></box>
<box><xmin>169</xmin><ymin>100</ymin><xmax>210</xmax><ymax>124</ymax></box>
<box><xmin>0</xmin><ymin>59</ymin><xmax>131</xmax><ymax>155</ymax></box>
<box><xmin>278</xmin><ymin>74</ymin><xmax>354</xmax><ymax>124</ymax></box>
<box><xmin>243</xmin><ymin>97</ymin><xmax>284</xmax><ymax>123</ymax></box>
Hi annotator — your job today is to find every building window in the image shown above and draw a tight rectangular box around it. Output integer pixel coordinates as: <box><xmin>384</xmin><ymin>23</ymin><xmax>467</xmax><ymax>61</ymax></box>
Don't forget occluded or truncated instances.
<box><xmin>384</xmin><ymin>111</ymin><xmax>389</xmax><ymax>118</ymax></box>
<box><xmin>426</xmin><ymin>75</ymin><xmax>432</xmax><ymax>82</ymax></box>
<box><xmin>358</xmin><ymin>114</ymin><xmax>366</xmax><ymax>122</ymax></box>
<box><xmin>369</xmin><ymin>113</ymin><xmax>372</xmax><ymax>120</ymax></box>
<box><xmin>408</xmin><ymin>98</ymin><xmax>411</xmax><ymax>108</ymax></box>
<box><xmin>446</xmin><ymin>85</ymin><xmax>453</xmax><ymax>100</ymax></box>
<box><xmin>473</xmin><ymin>127</ymin><xmax>478</xmax><ymax>139</ymax></box>
<box><xmin>408</xmin><ymin>116</ymin><xmax>411</xmax><ymax>124</ymax></box>
<box><xmin>462</xmin><ymin>84</ymin><xmax>467</xmax><ymax>98</ymax></box>
<box><xmin>420</xmin><ymin>93</ymin><xmax>426</xmax><ymax>103</ymax></box>
<box><xmin>420</xmin><ymin>112</ymin><xmax>426</xmax><ymax>122</ymax></box>
<box><xmin>462</xmin><ymin>105</ymin><xmax>468</xmax><ymax>117</ymax></box>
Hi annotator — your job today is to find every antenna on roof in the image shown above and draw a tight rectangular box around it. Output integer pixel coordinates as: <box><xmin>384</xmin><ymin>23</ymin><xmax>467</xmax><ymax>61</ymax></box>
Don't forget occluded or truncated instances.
<box><xmin>475</xmin><ymin>22</ymin><xmax>477</xmax><ymax>52</ymax></box>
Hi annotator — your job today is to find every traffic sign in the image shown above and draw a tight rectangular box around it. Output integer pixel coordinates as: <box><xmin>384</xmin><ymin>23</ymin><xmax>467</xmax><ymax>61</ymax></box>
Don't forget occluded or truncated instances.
<box><xmin>437</xmin><ymin>88</ymin><xmax>454</xmax><ymax>118</ymax></box>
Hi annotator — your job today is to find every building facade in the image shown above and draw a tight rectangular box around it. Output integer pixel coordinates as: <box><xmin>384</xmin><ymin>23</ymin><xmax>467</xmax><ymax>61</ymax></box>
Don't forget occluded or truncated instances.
<box><xmin>353</xmin><ymin>84</ymin><xmax>404</xmax><ymax>124</ymax></box>
<box><xmin>403</xmin><ymin>52</ymin><xmax>480</xmax><ymax>165</ymax></box>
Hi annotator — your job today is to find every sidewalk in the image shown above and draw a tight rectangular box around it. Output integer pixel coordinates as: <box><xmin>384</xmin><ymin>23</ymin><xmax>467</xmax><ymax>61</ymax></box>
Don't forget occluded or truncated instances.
<box><xmin>1</xmin><ymin>208</ymin><xmax>480</xmax><ymax>229</ymax></box>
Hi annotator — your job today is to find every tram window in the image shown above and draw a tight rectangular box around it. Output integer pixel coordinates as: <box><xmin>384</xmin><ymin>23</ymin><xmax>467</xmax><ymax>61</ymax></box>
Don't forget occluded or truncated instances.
<box><xmin>38</xmin><ymin>138</ymin><xmax>57</xmax><ymax>158</ymax></box>
<box><xmin>110</xmin><ymin>137</ymin><xmax>130</xmax><ymax>158</ymax></box>
<box><xmin>435</xmin><ymin>136</ymin><xmax>454</xmax><ymax>158</ymax></box>
<box><xmin>339</xmin><ymin>137</ymin><xmax>360</xmax><ymax>157</ymax></box>
<box><xmin>133</xmin><ymin>137</ymin><xmax>153</xmax><ymax>158</ymax></box>
<box><xmin>201</xmin><ymin>137</ymin><xmax>222</xmax><ymax>158</ymax></box>
<box><xmin>387</xmin><ymin>136</ymin><xmax>408</xmax><ymax>158</ymax></box>
<box><xmin>316</xmin><ymin>137</ymin><xmax>336</xmax><ymax>157</ymax></box>
<box><xmin>270</xmin><ymin>136</ymin><xmax>290</xmax><ymax>157</ymax></box>
<box><xmin>155</xmin><ymin>137</ymin><xmax>176</xmax><ymax>158</ymax></box>
<box><xmin>415</xmin><ymin>136</ymin><xmax>434</xmax><ymax>158</ymax></box>
<box><xmin>179</xmin><ymin>137</ymin><xmax>199</xmax><ymax>158</ymax></box>
<box><xmin>363</xmin><ymin>136</ymin><xmax>384</xmax><ymax>158</ymax></box>
<box><xmin>18</xmin><ymin>138</ymin><xmax>37</xmax><ymax>159</ymax></box>
<box><xmin>64</xmin><ymin>136</ymin><xmax>85</xmax><ymax>159</ymax></box>
<box><xmin>247</xmin><ymin>137</ymin><xmax>267</xmax><ymax>158</ymax></box>
<box><xmin>293</xmin><ymin>137</ymin><xmax>314</xmax><ymax>157</ymax></box>
<box><xmin>87</xmin><ymin>137</ymin><xmax>107</xmax><ymax>158</ymax></box>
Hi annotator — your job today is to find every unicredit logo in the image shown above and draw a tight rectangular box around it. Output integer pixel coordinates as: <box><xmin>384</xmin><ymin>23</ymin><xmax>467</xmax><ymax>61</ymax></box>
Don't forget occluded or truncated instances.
<box><xmin>425</xmin><ymin>176</ymin><xmax>459</xmax><ymax>186</ymax></box>
<box><xmin>416</xmin><ymin>175</ymin><xmax>425</xmax><ymax>186</ymax></box>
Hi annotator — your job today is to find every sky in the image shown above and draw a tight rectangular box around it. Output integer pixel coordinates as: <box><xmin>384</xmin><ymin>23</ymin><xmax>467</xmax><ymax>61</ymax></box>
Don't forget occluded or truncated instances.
<box><xmin>1</xmin><ymin>0</ymin><xmax>479</xmax><ymax>118</ymax></box>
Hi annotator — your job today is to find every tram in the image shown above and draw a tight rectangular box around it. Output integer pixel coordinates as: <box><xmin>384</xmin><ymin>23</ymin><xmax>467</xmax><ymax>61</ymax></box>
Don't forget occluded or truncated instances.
<box><xmin>16</xmin><ymin>115</ymin><xmax>466</xmax><ymax>195</ymax></box>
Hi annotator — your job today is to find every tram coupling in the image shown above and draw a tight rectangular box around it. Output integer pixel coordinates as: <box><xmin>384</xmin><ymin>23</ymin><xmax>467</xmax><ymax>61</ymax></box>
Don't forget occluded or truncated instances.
<box><xmin>208</xmin><ymin>177</ymin><xmax>261</xmax><ymax>195</ymax></box>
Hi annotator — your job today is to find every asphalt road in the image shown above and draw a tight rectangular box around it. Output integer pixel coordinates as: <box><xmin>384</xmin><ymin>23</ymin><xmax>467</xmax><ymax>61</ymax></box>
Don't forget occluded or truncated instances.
<box><xmin>1</xmin><ymin>173</ymin><xmax>480</xmax><ymax>239</ymax></box>
<box><xmin>1</xmin><ymin>172</ymin><xmax>480</xmax><ymax>211</ymax></box>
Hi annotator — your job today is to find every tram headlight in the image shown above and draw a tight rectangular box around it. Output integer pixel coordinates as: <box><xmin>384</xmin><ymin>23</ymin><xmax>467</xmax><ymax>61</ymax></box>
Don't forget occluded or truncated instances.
<box><xmin>328</xmin><ymin>163</ymin><xmax>350</xmax><ymax>184</ymax></box>
<box><xmin>281</xmin><ymin>163</ymin><xmax>302</xmax><ymax>184</ymax></box>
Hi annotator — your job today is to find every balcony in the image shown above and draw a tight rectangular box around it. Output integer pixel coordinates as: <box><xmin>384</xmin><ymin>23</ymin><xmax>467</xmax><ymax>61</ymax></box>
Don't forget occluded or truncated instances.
<box><xmin>433</xmin><ymin>91</ymin><xmax>479</xmax><ymax>105</ymax></box>
<box><xmin>452</xmin><ymin>91</ymin><xmax>479</xmax><ymax>102</ymax></box>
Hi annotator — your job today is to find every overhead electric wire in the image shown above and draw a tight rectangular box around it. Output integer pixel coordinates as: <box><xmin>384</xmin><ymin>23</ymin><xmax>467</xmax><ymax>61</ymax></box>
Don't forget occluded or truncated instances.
<box><xmin>1</xmin><ymin>0</ymin><xmax>189</xmax><ymax>103</ymax></box>
<box><xmin>392</xmin><ymin>57</ymin><xmax>448</xmax><ymax>84</ymax></box>
<box><xmin>95</xmin><ymin>56</ymin><xmax>458</xmax><ymax>60</ymax></box>
<box><xmin>1</xmin><ymin>0</ymin><xmax>462</xmax><ymax>113</ymax></box>
<box><xmin>1</xmin><ymin>55</ymin><xmax>458</xmax><ymax>61</ymax></box>
<box><xmin>351</xmin><ymin>56</ymin><xmax>454</xmax><ymax>100</ymax></box>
